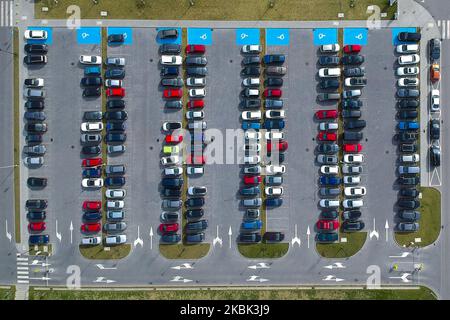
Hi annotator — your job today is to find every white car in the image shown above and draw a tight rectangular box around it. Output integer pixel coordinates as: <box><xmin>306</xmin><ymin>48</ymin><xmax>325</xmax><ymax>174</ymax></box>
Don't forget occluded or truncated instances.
<box><xmin>24</xmin><ymin>29</ymin><xmax>47</xmax><ymax>40</ymax></box>
<box><xmin>81</xmin><ymin>236</ymin><xmax>102</xmax><ymax>245</ymax></box>
<box><xmin>344</xmin><ymin>154</ymin><xmax>364</xmax><ymax>164</ymax></box>
<box><xmin>344</xmin><ymin>175</ymin><xmax>360</xmax><ymax>185</ymax></box>
<box><xmin>243</xmin><ymin>156</ymin><xmax>260</xmax><ymax>165</ymax></box>
<box><xmin>242</xmin><ymin>45</ymin><xmax>262</xmax><ymax>54</ymax></box>
<box><xmin>265</xmin><ymin>110</ymin><xmax>285</xmax><ymax>119</ymax></box>
<box><xmin>164</xmin><ymin>166</ymin><xmax>183</xmax><ymax>176</ymax></box>
<box><xmin>161</xmin><ymin>156</ymin><xmax>180</xmax><ymax>166</ymax></box>
<box><xmin>106</xmin><ymin>189</ymin><xmax>126</xmax><ymax>199</ymax></box>
<box><xmin>107</xmin><ymin>200</ymin><xmax>125</xmax><ymax>210</ymax></box>
<box><xmin>186</xmin><ymin>77</ymin><xmax>206</xmax><ymax>87</ymax></box>
<box><xmin>265</xmin><ymin>131</ymin><xmax>284</xmax><ymax>140</ymax></box>
<box><xmin>319</xmin><ymin>199</ymin><xmax>340</xmax><ymax>208</ymax></box>
<box><xmin>25</xmin><ymin>78</ymin><xmax>44</xmax><ymax>87</ymax></box>
<box><xmin>431</xmin><ymin>89</ymin><xmax>440</xmax><ymax>112</ymax></box>
<box><xmin>344</xmin><ymin>187</ymin><xmax>367</xmax><ymax>197</ymax></box>
<box><xmin>320</xmin><ymin>165</ymin><xmax>339</xmax><ymax>175</ymax></box>
<box><xmin>24</xmin><ymin>157</ymin><xmax>44</xmax><ymax>166</ymax></box>
<box><xmin>186</xmin><ymin>110</ymin><xmax>204</xmax><ymax>120</ymax></box>
<box><xmin>242</xmin><ymin>78</ymin><xmax>260</xmax><ymax>87</ymax></box>
<box><xmin>81</xmin><ymin>122</ymin><xmax>103</xmax><ymax>132</ymax></box>
<box><xmin>318</xmin><ymin>68</ymin><xmax>341</xmax><ymax>78</ymax></box>
<box><xmin>266</xmin><ymin>165</ymin><xmax>286</xmax><ymax>175</ymax></box>
<box><xmin>342</xmin><ymin>199</ymin><xmax>363</xmax><ymax>209</ymax></box>
<box><xmin>162</xmin><ymin>122</ymin><xmax>182</xmax><ymax>131</ymax></box>
<box><xmin>189</xmin><ymin>88</ymin><xmax>205</xmax><ymax>98</ymax></box>
<box><xmin>242</xmin><ymin>111</ymin><xmax>261</xmax><ymax>120</ymax></box>
<box><xmin>398</xmin><ymin>54</ymin><xmax>420</xmax><ymax>65</ymax></box>
<box><xmin>320</xmin><ymin>44</ymin><xmax>340</xmax><ymax>53</ymax></box>
<box><xmin>396</xmin><ymin>66</ymin><xmax>419</xmax><ymax>76</ymax></box>
<box><xmin>319</xmin><ymin>122</ymin><xmax>338</xmax><ymax>131</ymax></box>
<box><xmin>401</xmin><ymin>154</ymin><xmax>420</xmax><ymax>163</ymax></box>
<box><xmin>343</xmin><ymin>165</ymin><xmax>362</xmax><ymax>174</ymax></box>
<box><xmin>187</xmin><ymin>166</ymin><xmax>204</xmax><ymax>175</ymax></box>
<box><xmin>105</xmin><ymin>79</ymin><xmax>123</xmax><ymax>87</ymax></box>
<box><xmin>244</xmin><ymin>89</ymin><xmax>259</xmax><ymax>97</ymax></box>
<box><xmin>398</xmin><ymin>77</ymin><xmax>419</xmax><ymax>87</ymax></box>
<box><xmin>105</xmin><ymin>234</ymin><xmax>127</xmax><ymax>245</ymax></box>
<box><xmin>160</xmin><ymin>55</ymin><xmax>182</xmax><ymax>65</ymax></box>
<box><xmin>396</xmin><ymin>44</ymin><xmax>419</xmax><ymax>53</ymax></box>
<box><xmin>265</xmin><ymin>186</ymin><xmax>284</xmax><ymax>196</ymax></box>
<box><xmin>245</xmin><ymin>131</ymin><xmax>261</xmax><ymax>141</ymax></box>
<box><xmin>79</xmin><ymin>55</ymin><xmax>102</xmax><ymax>65</ymax></box>
<box><xmin>82</xmin><ymin>178</ymin><xmax>103</xmax><ymax>188</ymax></box>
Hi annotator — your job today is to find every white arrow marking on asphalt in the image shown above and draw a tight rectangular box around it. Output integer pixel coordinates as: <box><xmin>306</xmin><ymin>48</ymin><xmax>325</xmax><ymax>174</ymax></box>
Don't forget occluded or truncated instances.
<box><xmin>389</xmin><ymin>252</ymin><xmax>411</xmax><ymax>258</ymax></box>
<box><xmin>31</xmin><ymin>260</ymin><xmax>39</xmax><ymax>266</ymax></box>
<box><xmin>170</xmin><ymin>276</ymin><xmax>192</xmax><ymax>283</ymax></box>
<box><xmin>228</xmin><ymin>226</ymin><xmax>232</xmax><ymax>249</ymax></box>
<box><xmin>96</xmin><ymin>264</ymin><xmax>117</xmax><ymax>270</ymax></box>
<box><xmin>322</xmin><ymin>275</ymin><xmax>344</xmax><ymax>282</ymax></box>
<box><xmin>69</xmin><ymin>221</ymin><xmax>73</xmax><ymax>244</ymax></box>
<box><xmin>149</xmin><ymin>227</ymin><xmax>153</xmax><ymax>250</ymax></box>
<box><xmin>133</xmin><ymin>226</ymin><xmax>143</xmax><ymax>247</ymax></box>
<box><xmin>246</xmin><ymin>275</ymin><xmax>269</xmax><ymax>282</ymax></box>
<box><xmin>389</xmin><ymin>273</ymin><xmax>411</xmax><ymax>283</ymax></box>
<box><xmin>29</xmin><ymin>277</ymin><xmax>51</xmax><ymax>281</ymax></box>
<box><xmin>213</xmin><ymin>225</ymin><xmax>222</xmax><ymax>247</ymax></box>
<box><xmin>369</xmin><ymin>218</ymin><xmax>379</xmax><ymax>240</ymax></box>
<box><xmin>324</xmin><ymin>262</ymin><xmax>346</xmax><ymax>269</ymax></box>
<box><xmin>248</xmin><ymin>262</ymin><xmax>270</xmax><ymax>270</ymax></box>
<box><xmin>291</xmin><ymin>224</ymin><xmax>301</xmax><ymax>247</ymax></box>
<box><xmin>306</xmin><ymin>226</ymin><xmax>311</xmax><ymax>248</ymax></box>
<box><xmin>93</xmin><ymin>277</ymin><xmax>116</xmax><ymax>284</ymax></box>
<box><xmin>5</xmin><ymin>219</ymin><xmax>11</xmax><ymax>242</ymax></box>
<box><xmin>385</xmin><ymin>220</ymin><xmax>389</xmax><ymax>242</ymax></box>
<box><xmin>171</xmin><ymin>263</ymin><xmax>194</xmax><ymax>270</ymax></box>
<box><xmin>55</xmin><ymin>220</ymin><xmax>62</xmax><ymax>242</ymax></box>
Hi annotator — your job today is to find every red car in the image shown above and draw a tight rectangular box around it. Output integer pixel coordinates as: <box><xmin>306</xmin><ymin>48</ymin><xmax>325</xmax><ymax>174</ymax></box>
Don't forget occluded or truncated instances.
<box><xmin>264</xmin><ymin>89</ymin><xmax>282</xmax><ymax>98</ymax></box>
<box><xmin>316</xmin><ymin>219</ymin><xmax>339</xmax><ymax>231</ymax></box>
<box><xmin>106</xmin><ymin>88</ymin><xmax>125</xmax><ymax>97</ymax></box>
<box><xmin>165</xmin><ymin>134</ymin><xmax>183</xmax><ymax>144</ymax></box>
<box><xmin>317</xmin><ymin>132</ymin><xmax>337</xmax><ymax>142</ymax></box>
<box><xmin>82</xmin><ymin>158</ymin><xmax>102</xmax><ymax>167</ymax></box>
<box><xmin>243</xmin><ymin>175</ymin><xmax>262</xmax><ymax>185</ymax></box>
<box><xmin>343</xmin><ymin>143</ymin><xmax>362</xmax><ymax>153</ymax></box>
<box><xmin>159</xmin><ymin>223</ymin><xmax>179</xmax><ymax>233</ymax></box>
<box><xmin>343</xmin><ymin>45</ymin><xmax>362</xmax><ymax>54</ymax></box>
<box><xmin>186</xmin><ymin>155</ymin><xmax>206</xmax><ymax>165</ymax></box>
<box><xmin>82</xmin><ymin>200</ymin><xmax>102</xmax><ymax>211</ymax></box>
<box><xmin>29</xmin><ymin>222</ymin><xmax>46</xmax><ymax>232</ymax></box>
<box><xmin>163</xmin><ymin>88</ymin><xmax>182</xmax><ymax>99</ymax></box>
<box><xmin>187</xmin><ymin>100</ymin><xmax>204</xmax><ymax>109</ymax></box>
<box><xmin>186</xmin><ymin>44</ymin><xmax>206</xmax><ymax>54</ymax></box>
<box><xmin>81</xmin><ymin>223</ymin><xmax>101</xmax><ymax>233</ymax></box>
<box><xmin>267</xmin><ymin>140</ymin><xmax>288</xmax><ymax>152</ymax></box>
<box><xmin>315</xmin><ymin>110</ymin><xmax>338</xmax><ymax>119</ymax></box>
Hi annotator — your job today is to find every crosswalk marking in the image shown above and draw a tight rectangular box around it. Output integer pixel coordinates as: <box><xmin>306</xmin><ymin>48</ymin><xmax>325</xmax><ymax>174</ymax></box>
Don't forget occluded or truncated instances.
<box><xmin>437</xmin><ymin>20</ymin><xmax>450</xmax><ymax>39</ymax></box>
<box><xmin>16</xmin><ymin>255</ymin><xmax>29</xmax><ymax>284</ymax></box>
<box><xmin>0</xmin><ymin>1</ymin><xmax>13</xmax><ymax>27</ymax></box>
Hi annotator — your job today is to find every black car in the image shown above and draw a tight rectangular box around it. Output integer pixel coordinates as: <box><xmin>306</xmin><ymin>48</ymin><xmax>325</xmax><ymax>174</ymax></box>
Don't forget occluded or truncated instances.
<box><xmin>107</xmin><ymin>99</ymin><xmax>125</xmax><ymax>110</ymax></box>
<box><xmin>264</xmin><ymin>232</ymin><xmax>285</xmax><ymax>242</ymax></box>
<box><xmin>186</xmin><ymin>209</ymin><xmax>204</xmax><ymax>221</ymax></box>
<box><xmin>105</xmin><ymin>69</ymin><xmax>125</xmax><ymax>79</ymax></box>
<box><xmin>185</xmin><ymin>56</ymin><xmax>208</xmax><ymax>66</ymax></box>
<box><xmin>165</xmin><ymin>100</ymin><xmax>182</xmax><ymax>109</ymax></box>
<box><xmin>160</xmin><ymin>66</ymin><xmax>179</xmax><ymax>77</ymax></box>
<box><xmin>24</xmin><ymin>44</ymin><xmax>48</xmax><ymax>53</ymax></box>
<box><xmin>84</xmin><ymin>111</ymin><xmax>103</xmax><ymax>121</ymax></box>
<box><xmin>81</xmin><ymin>145</ymin><xmax>101</xmax><ymax>155</ymax></box>
<box><xmin>342</xmin><ymin>99</ymin><xmax>363</xmax><ymax>109</ymax></box>
<box><xmin>239</xmin><ymin>233</ymin><xmax>261</xmax><ymax>243</ymax></box>
<box><xmin>26</xmin><ymin>134</ymin><xmax>42</xmax><ymax>144</ymax></box>
<box><xmin>104</xmin><ymin>111</ymin><xmax>128</xmax><ymax>121</ymax></box>
<box><xmin>342</xmin><ymin>110</ymin><xmax>361</xmax><ymax>118</ymax></box>
<box><xmin>400</xmin><ymin>143</ymin><xmax>417</xmax><ymax>153</ymax></box>
<box><xmin>26</xmin><ymin>199</ymin><xmax>48</xmax><ymax>210</ymax></box>
<box><xmin>398</xmin><ymin>32</ymin><xmax>421</xmax><ymax>42</ymax></box>
<box><xmin>242</xmin><ymin>56</ymin><xmax>260</xmax><ymax>65</ymax></box>
<box><xmin>399</xmin><ymin>188</ymin><xmax>419</xmax><ymax>198</ymax></box>
<box><xmin>160</xmin><ymin>212</ymin><xmax>179</xmax><ymax>222</ymax></box>
<box><xmin>318</xmin><ymin>56</ymin><xmax>340</xmax><ymax>66</ymax></box>
<box><xmin>25</xmin><ymin>100</ymin><xmax>44</xmax><ymax>110</ymax></box>
<box><xmin>83</xmin><ymin>212</ymin><xmax>102</xmax><ymax>222</ymax></box>
<box><xmin>430</xmin><ymin>145</ymin><xmax>441</xmax><ymax>167</ymax></box>
<box><xmin>397</xmin><ymin>110</ymin><xmax>418</xmax><ymax>119</ymax></box>
<box><xmin>429</xmin><ymin>38</ymin><xmax>441</xmax><ymax>60</ymax></box>
<box><xmin>161</xmin><ymin>178</ymin><xmax>184</xmax><ymax>189</ymax></box>
<box><xmin>161</xmin><ymin>233</ymin><xmax>182</xmax><ymax>243</ymax></box>
<box><xmin>397</xmin><ymin>89</ymin><xmax>419</xmax><ymax>99</ymax></box>
<box><xmin>265</xmin><ymin>77</ymin><xmax>283</xmax><ymax>87</ymax></box>
<box><xmin>186</xmin><ymin>67</ymin><xmax>208</xmax><ymax>77</ymax></box>
<box><xmin>105</xmin><ymin>133</ymin><xmax>127</xmax><ymax>143</ymax></box>
<box><xmin>241</xmin><ymin>99</ymin><xmax>261</xmax><ymax>109</ymax></box>
<box><xmin>397</xmin><ymin>99</ymin><xmax>419</xmax><ymax>109</ymax></box>
<box><xmin>160</xmin><ymin>77</ymin><xmax>184</xmax><ymax>87</ymax></box>
<box><xmin>108</xmin><ymin>33</ymin><xmax>125</xmax><ymax>43</ymax></box>
<box><xmin>157</xmin><ymin>29</ymin><xmax>178</xmax><ymax>39</ymax></box>
<box><xmin>159</xmin><ymin>44</ymin><xmax>181</xmax><ymax>54</ymax></box>
<box><xmin>398</xmin><ymin>210</ymin><xmax>421</xmax><ymax>222</ymax></box>
<box><xmin>343</xmin><ymin>131</ymin><xmax>363</xmax><ymax>141</ymax></box>
<box><xmin>244</xmin><ymin>209</ymin><xmax>260</xmax><ymax>221</ymax></box>
<box><xmin>344</xmin><ymin>67</ymin><xmax>365</xmax><ymax>77</ymax></box>
<box><xmin>162</xmin><ymin>188</ymin><xmax>182</xmax><ymax>197</ymax></box>
<box><xmin>24</xmin><ymin>55</ymin><xmax>47</xmax><ymax>65</ymax></box>
<box><xmin>186</xmin><ymin>197</ymin><xmax>205</xmax><ymax>208</ymax></box>
<box><xmin>398</xmin><ymin>132</ymin><xmax>418</xmax><ymax>143</ymax></box>
<box><xmin>83</xmin><ymin>87</ymin><xmax>101</xmax><ymax>97</ymax></box>
<box><xmin>24</xmin><ymin>111</ymin><xmax>46</xmax><ymax>121</ymax></box>
<box><xmin>317</xmin><ymin>143</ymin><xmax>339</xmax><ymax>154</ymax></box>
<box><xmin>398</xmin><ymin>176</ymin><xmax>420</xmax><ymax>185</ymax></box>
<box><xmin>430</xmin><ymin>119</ymin><xmax>440</xmax><ymax>140</ymax></box>
<box><xmin>104</xmin><ymin>177</ymin><xmax>126</xmax><ymax>187</ymax></box>
<box><xmin>106</xmin><ymin>122</ymin><xmax>126</xmax><ymax>132</ymax></box>
<box><xmin>342</xmin><ymin>210</ymin><xmax>361</xmax><ymax>221</ymax></box>
<box><xmin>240</xmin><ymin>66</ymin><xmax>260</xmax><ymax>76</ymax></box>
<box><xmin>81</xmin><ymin>77</ymin><xmax>102</xmax><ymax>87</ymax></box>
<box><xmin>320</xmin><ymin>79</ymin><xmax>339</xmax><ymax>90</ymax></box>
<box><xmin>321</xmin><ymin>210</ymin><xmax>339</xmax><ymax>220</ymax></box>
<box><xmin>27</xmin><ymin>211</ymin><xmax>46</xmax><ymax>221</ymax></box>
<box><xmin>343</xmin><ymin>220</ymin><xmax>365</xmax><ymax>232</ymax></box>
<box><xmin>341</xmin><ymin>55</ymin><xmax>364</xmax><ymax>65</ymax></box>
<box><xmin>344</xmin><ymin>119</ymin><xmax>366</xmax><ymax>130</ymax></box>
<box><xmin>27</xmin><ymin>177</ymin><xmax>47</xmax><ymax>188</ymax></box>
<box><xmin>26</xmin><ymin>123</ymin><xmax>47</xmax><ymax>133</ymax></box>
<box><xmin>185</xmin><ymin>219</ymin><xmax>208</xmax><ymax>233</ymax></box>
<box><xmin>397</xmin><ymin>199</ymin><xmax>420</xmax><ymax>209</ymax></box>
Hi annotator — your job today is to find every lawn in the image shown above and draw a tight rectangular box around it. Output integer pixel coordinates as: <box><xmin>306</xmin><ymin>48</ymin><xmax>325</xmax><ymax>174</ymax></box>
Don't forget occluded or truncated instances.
<box><xmin>395</xmin><ymin>187</ymin><xmax>441</xmax><ymax>248</ymax></box>
<box><xmin>316</xmin><ymin>232</ymin><xmax>367</xmax><ymax>258</ymax></box>
<box><xmin>35</xmin><ymin>0</ymin><xmax>397</xmax><ymax>20</ymax></box>
<box><xmin>79</xmin><ymin>244</ymin><xmax>131</xmax><ymax>259</ymax></box>
<box><xmin>29</xmin><ymin>244</ymin><xmax>53</xmax><ymax>256</ymax></box>
<box><xmin>238</xmin><ymin>242</ymin><xmax>289</xmax><ymax>258</ymax></box>
<box><xmin>29</xmin><ymin>285</ymin><xmax>436</xmax><ymax>300</ymax></box>
<box><xmin>0</xmin><ymin>287</ymin><xmax>15</xmax><ymax>300</ymax></box>
<box><xmin>159</xmin><ymin>243</ymin><xmax>210</xmax><ymax>259</ymax></box>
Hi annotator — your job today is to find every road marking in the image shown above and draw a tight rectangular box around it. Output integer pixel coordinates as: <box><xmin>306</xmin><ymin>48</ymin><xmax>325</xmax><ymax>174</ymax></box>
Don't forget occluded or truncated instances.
<box><xmin>437</xmin><ymin>20</ymin><xmax>450</xmax><ymax>39</ymax></box>
<box><xmin>212</xmin><ymin>225</ymin><xmax>222</xmax><ymax>247</ymax></box>
<box><xmin>69</xmin><ymin>221</ymin><xmax>73</xmax><ymax>244</ymax></box>
<box><xmin>324</xmin><ymin>263</ymin><xmax>345</xmax><ymax>269</ymax></box>
<box><xmin>96</xmin><ymin>264</ymin><xmax>117</xmax><ymax>270</ymax></box>
<box><xmin>369</xmin><ymin>218</ymin><xmax>379</xmax><ymax>240</ymax></box>
<box><xmin>93</xmin><ymin>276</ymin><xmax>116</xmax><ymax>284</ymax></box>
<box><xmin>133</xmin><ymin>226</ymin><xmax>143</xmax><ymax>247</ymax></box>
<box><xmin>248</xmin><ymin>262</ymin><xmax>270</xmax><ymax>270</ymax></box>
<box><xmin>246</xmin><ymin>275</ymin><xmax>269</xmax><ymax>282</ymax></box>
<box><xmin>385</xmin><ymin>220</ymin><xmax>389</xmax><ymax>242</ymax></box>
<box><xmin>149</xmin><ymin>227</ymin><xmax>153</xmax><ymax>250</ymax></box>
<box><xmin>171</xmin><ymin>263</ymin><xmax>193</xmax><ymax>270</ymax></box>
<box><xmin>55</xmin><ymin>220</ymin><xmax>62</xmax><ymax>242</ymax></box>
<box><xmin>170</xmin><ymin>276</ymin><xmax>192</xmax><ymax>283</ymax></box>
<box><xmin>290</xmin><ymin>224</ymin><xmax>301</xmax><ymax>247</ymax></box>
<box><xmin>228</xmin><ymin>226</ymin><xmax>232</xmax><ymax>249</ymax></box>
<box><xmin>322</xmin><ymin>275</ymin><xmax>344</xmax><ymax>282</ymax></box>
<box><xmin>389</xmin><ymin>252</ymin><xmax>411</xmax><ymax>258</ymax></box>
<box><xmin>389</xmin><ymin>273</ymin><xmax>412</xmax><ymax>283</ymax></box>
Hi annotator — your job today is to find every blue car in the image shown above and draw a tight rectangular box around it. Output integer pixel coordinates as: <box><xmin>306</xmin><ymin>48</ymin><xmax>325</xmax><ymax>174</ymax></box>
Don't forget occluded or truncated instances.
<box><xmin>82</xmin><ymin>168</ymin><xmax>102</xmax><ymax>178</ymax></box>
<box><xmin>241</xmin><ymin>220</ymin><xmax>263</xmax><ymax>231</ymax></box>
<box><xmin>264</xmin><ymin>120</ymin><xmax>285</xmax><ymax>130</ymax></box>
<box><xmin>398</xmin><ymin>121</ymin><xmax>419</xmax><ymax>130</ymax></box>
<box><xmin>83</xmin><ymin>212</ymin><xmax>102</xmax><ymax>222</ymax></box>
<box><xmin>105</xmin><ymin>177</ymin><xmax>126</xmax><ymax>187</ymax></box>
<box><xmin>29</xmin><ymin>234</ymin><xmax>49</xmax><ymax>245</ymax></box>
<box><xmin>240</xmin><ymin>187</ymin><xmax>260</xmax><ymax>196</ymax></box>
<box><xmin>263</xmin><ymin>54</ymin><xmax>285</xmax><ymax>64</ymax></box>
<box><xmin>265</xmin><ymin>198</ymin><xmax>283</xmax><ymax>207</ymax></box>
<box><xmin>84</xmin><ymin>66</ymin><xmax>101</xmax><ymax>76</ymax></box>
<box><xmin>242</xmin><ymin>121</ymin><xmax>261</xmax><ymax>130</ymax></box>
<box><xmin>319</xmin><ymin>175</ymin><xmax>341</xmax><ymax>186</ymax></box>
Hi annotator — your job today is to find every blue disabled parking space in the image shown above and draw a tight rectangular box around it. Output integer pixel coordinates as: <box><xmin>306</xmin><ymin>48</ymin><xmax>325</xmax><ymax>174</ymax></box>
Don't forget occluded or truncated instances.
<box><xmin>236</xmin><ymin>29</ymin><xmax>260</xmax><ymax>46</ymax></box>
<box><xmin>187</xmin><ymin>28</ymin><xmax>213</xmax><ymax>45</ymax></box>
<box><xmin>313</xmin><ymin>28</ymin><xmax>337</xmax><ymax>45</ymax></box>
<box><xmin>77</xmin><ymin>27</ymin><xmax>101</xmax><ymax>45</ymax></box>
<box><xmin>156</xmin><ymin>27</ymin><xmax>182</xmax><ymax>45</ymax></box>
<box><xmin>27</xmin><ymin>27</ymin><xmax>53</xmax><ymax>45</ymax></box>
<box><xmin>392</xmin><ymin>27</ymin><xmax>417</xmax><ymax>45</ymax></box>
<box><xmin>266</xmin><ymin>29</ymin><xmax>290</xmax><ymax>46</ymax></box>
<box><xmin>107</xmin><ymin>27</ymin><xmax>133</xmax><ymax>45</ymax></box>
<box><xmin>343</xmin><ymin>28</ymin><xmax>368</xmax><ymax>46</ymax></box>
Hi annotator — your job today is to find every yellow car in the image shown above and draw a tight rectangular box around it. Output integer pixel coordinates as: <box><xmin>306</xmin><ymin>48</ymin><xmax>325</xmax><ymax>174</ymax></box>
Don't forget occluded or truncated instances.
<box><xmin>163</xmin><ymin>145</ymin><xmax>179</xmax><ymax>155</ymax></box>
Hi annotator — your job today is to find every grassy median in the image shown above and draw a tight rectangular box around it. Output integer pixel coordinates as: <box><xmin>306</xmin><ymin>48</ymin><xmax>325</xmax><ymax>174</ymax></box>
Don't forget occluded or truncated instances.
<box><xmin>36</xmin><ymin>0</ymin><xmax>397</xmax><ymax>20</ymax></box>
<box><xmin>238</xmin><ymin>242</ymin><xmax>289</xmax><ymax>259</ymax></box>
<box><xmin>0</xmin><ymin>286</ymin><xmax>16</xmax><ymax>300</ymax></box>
<box><xmin>316</xmin><ymin>232</ymin><xmax>367</xmax><ymax>258</ymax></box>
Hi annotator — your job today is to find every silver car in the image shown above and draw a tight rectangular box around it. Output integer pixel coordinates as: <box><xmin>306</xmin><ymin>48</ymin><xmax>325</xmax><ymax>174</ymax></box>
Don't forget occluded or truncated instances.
<box><xmin>25</xmin><ymin>89</ymin><xmax>45</xmax><ymax>99</ymax></box>
<box><xmin>105</xmin><ymin>234</ymin><xmax>127</xmax><ymax>245</ymax></box>
<box><xmin>242</xmin><ymin>198</ymin><xmax>262</xmax><ymax>207</ymax></box>
<box><xmin>107</xmin><ymin>144</ymin><xmax>126</xmax><ymax>154</ymax></box>
<box><xmin>104</xmin><ymin>222</ymin><xmax>127</xmax><ymax>233</ymax></box>
<box><xmin>162</xmin><ymin>199</ymin><xmax>182</xmax><ymax>209</ymax></box>
<box><xmin>24</xmin><ymin>156</ymin><xmax>44</xmax><ymax>166</ymax></box>
<box><xmin>106</xmin><ymin>57</ymin><xmax>126</xmax><ymax>66</ymax></box>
